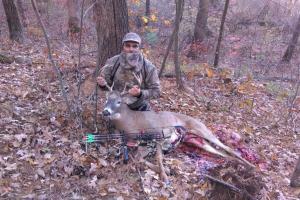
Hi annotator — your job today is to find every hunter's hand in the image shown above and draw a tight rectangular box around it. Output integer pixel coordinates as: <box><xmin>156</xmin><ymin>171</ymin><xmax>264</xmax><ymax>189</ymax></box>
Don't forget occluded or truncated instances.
<box><xmin>128</xmin><ymin>85</ymin><xmax>141</xmax><ymax>97</ymax></box>
<box><xmin>97</xmin><ymin>76</ymin><xmax>107</xmax><ymax>87</ymax></box>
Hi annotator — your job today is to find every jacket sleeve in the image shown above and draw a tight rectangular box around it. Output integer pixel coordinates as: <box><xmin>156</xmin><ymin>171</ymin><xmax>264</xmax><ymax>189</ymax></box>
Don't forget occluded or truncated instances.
<box><xmin>141</xmin><ymin>63</ymin><xmax>161</xmax><ymax>100</ymax></box>
<box><xmin>98</xmin><ymin>56</ymin><xmax>118</xmax><ymax>90</ymax></box>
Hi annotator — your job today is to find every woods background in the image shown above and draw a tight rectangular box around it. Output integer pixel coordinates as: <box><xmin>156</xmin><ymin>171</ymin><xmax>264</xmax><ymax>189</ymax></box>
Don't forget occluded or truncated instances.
<box><xmin>0</xmin><ymin>0</ymin><xmax>299</xmax><ymax>199</ymax></box>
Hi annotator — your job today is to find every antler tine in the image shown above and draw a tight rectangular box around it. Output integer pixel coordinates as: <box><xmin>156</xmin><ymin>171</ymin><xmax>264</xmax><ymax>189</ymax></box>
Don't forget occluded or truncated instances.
<box><xmin>132</xmin><ymin>72</ymin><xmax>142</xmax><ymax>87</ymax></box>
<box><xmin>121</xmin><ymin>83</ymin><xmax>128</xmax><ymax>96</ymax></box>
<box><xmin>99</xmin><ymin>65</ymin><xmax>114</xmax><ymax>91</ymax></box>
<box><xmin>106</xmin><ymin>81</ymin><xmax>114</xmax><ymax>92</ymax></box>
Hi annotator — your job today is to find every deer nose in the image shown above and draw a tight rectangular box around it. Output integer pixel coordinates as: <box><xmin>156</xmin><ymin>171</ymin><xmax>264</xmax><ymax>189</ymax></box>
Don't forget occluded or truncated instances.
<box><xmin>102</xmin><ymin>109</ymin><xmax>111</xmax><ymax>116</ymax></box>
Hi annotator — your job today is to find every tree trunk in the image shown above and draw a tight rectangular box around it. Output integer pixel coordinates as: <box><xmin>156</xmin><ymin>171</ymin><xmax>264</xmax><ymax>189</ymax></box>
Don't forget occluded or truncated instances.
<box><xmin>94</xmin><ymin>0</ymin><xmax>129</xmax><ymax>69</ymax></box>
<box><xmin>187</xmin><ymin>0</ymin><xmax>210</xmax><ymax>58</ymax></box>
<box><xmin>194</xmin><ymin>0</ymin><xmax>210</xmax><ymax>42</ymax></box>
<box><xmin>174</xmin><ymin>0</ymin><xmax>184</xmax><ymax>89</ymax></box>
<box><xmin>159</xmin><ymin>0</ymin><xmax>185</xmax><ymax>78</ymax></box>
<box><xmin>213</xmin><ymin>0</ymin><xmax>230</xmax><ymax>68</ymax></box>
<box><xmin>67</xmin><ymin>0</ymin><xmax>80</xmax><ymax>34</ymax></box>
<box><xmin>16</xmin><ymin>0</ymin><xmax>27</xmax><ymax>27</ymax></box>
<box><xmin>145</xmin><ymin>0</ymin><xmax>150</xmax><ymax>16</ymax></box>
<box><xmin>290</xmin><ymin>156</ymin><xmax>300</xmax><ymax>187</ymax></box>
<box><xmin>282</xmin><ymin>15</ymin><xmax>300</xmax><ymax>63</ymax></box>
<box><xmin>159</xmin><ymin>30</ymin><xmax>175</xmax><ymax>78</ymax></box>
<box><xmin>2</xmin><ymin>0</ymin><xmax>24</xmax><ymax>43</ymax></box>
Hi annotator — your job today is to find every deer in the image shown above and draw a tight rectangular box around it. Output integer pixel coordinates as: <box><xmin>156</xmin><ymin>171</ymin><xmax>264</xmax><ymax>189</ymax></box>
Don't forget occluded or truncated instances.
<box><xmin>101</xmin><ymin>72</ymin><xmax>255</xmax><ymax>182</ymax></box>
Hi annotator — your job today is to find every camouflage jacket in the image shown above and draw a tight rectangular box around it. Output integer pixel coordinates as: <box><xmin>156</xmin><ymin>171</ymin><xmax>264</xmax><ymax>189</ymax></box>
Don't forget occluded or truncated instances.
<box><xmin>100</xmin><ymin>53</ymin><xmax>161</xmax><ymax>107</ymax></box>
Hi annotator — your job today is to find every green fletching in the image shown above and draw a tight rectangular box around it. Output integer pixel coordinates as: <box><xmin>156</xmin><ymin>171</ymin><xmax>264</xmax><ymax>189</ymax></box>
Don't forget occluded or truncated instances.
<box><xmin>86</xmin><ymin>134</ymin><xmax>95</xmax><ymax>143</ymax></box>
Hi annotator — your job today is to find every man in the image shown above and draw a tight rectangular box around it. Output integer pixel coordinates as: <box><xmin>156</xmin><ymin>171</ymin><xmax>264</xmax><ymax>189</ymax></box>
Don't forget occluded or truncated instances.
<box><xmin>97</xmin><ymin>32</ymin><xmax>160</xmax><ymax>111</ymax></box>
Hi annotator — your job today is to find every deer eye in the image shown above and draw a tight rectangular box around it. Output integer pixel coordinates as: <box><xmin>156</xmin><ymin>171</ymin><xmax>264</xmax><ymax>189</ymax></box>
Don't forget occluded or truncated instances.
<box><xmin>117</xmin><ymin>101</ymin><xmax>121</xmax><ymax>104</ymax></box>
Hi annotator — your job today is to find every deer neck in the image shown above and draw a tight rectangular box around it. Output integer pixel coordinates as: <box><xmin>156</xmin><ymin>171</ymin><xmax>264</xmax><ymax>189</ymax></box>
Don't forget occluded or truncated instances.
<box><xmin>109</xmin><ymin>103</ymin><xmax>131</xmax><ymax>121</ymax></box>
<box><xmin>110</xmin><ymin>103</ymin><xmax>139</xmax><ymax>131</ymax></box>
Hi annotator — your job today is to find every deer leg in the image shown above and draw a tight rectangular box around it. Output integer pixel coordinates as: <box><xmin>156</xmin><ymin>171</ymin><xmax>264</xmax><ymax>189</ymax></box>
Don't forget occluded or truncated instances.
<box><xmin>183</xmin><ymin>136</ymin><xmax>228</xmax><ymax>158</ymax></box>
<box><xmin>156</xmin><ymin>143</ymin><xmax>168</xmax><ymax>182</ymax></box>
<box><xmin>143</xmin><ymin>160</ymin><xmax>161</xmax><ymax>174</ymax></box>
<box><xmin>135</xmin><ymin>146</ymin><xmax>169</xmax><ymax>175</ymax></box>
<box><xmin>138</xmin><ymin>158</ymin><xmax>170</xmax><ymax>175</ymax></box>
<box><xmin>190</xmin><ymin>127</ymin><xmax>255</xmax><ymax>168</ymax></box>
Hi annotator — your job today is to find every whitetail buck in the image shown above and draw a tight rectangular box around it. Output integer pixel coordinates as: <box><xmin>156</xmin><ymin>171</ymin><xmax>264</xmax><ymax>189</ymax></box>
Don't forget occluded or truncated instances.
<box><xmin>101</xmin><ymin>73</ymin><xmax>255</xmax><ymax>182</ymax></box>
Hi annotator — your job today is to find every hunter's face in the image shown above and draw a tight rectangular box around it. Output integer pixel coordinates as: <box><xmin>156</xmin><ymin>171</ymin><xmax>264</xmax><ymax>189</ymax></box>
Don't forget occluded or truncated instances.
<box><xmin>123</xmin><ymin>41</ymin><xmax>139</xmax><ymax>53</ymax></box>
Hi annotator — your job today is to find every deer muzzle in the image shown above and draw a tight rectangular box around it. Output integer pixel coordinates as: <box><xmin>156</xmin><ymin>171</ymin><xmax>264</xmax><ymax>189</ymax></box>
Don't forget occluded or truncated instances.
<box><xmin>102</xmin><ymin>109</ymin><xmax>111</xmax><ymax>116</ymax></box>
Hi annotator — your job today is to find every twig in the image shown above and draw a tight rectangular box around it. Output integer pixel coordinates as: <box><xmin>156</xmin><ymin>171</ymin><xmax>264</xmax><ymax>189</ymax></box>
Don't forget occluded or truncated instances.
<box><xmin>31</xmin><ymin>0</ymin><xmax>72</xmax><ymax>116</ymax></box>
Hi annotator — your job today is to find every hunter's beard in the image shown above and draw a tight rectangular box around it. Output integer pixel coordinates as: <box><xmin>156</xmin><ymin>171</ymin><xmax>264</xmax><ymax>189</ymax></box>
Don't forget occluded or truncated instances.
<box><xmin>121</xmin><ymin>51</ymin><xmax>142</xmax><ymax>69</ymax></box>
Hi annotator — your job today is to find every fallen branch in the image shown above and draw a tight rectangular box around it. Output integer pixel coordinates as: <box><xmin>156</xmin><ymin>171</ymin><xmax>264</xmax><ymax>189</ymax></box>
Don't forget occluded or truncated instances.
<box><xmin>31</xmin><ymin>0</ymin><xmax>72</xmax><ymax>116</ymax></box>
<box><xmin>203</xmin><ymin>174</ymin><xmax>255</xmax><ymax>200</ymax></box>
<box><xmin>203</xmin><ymin>174</ymin><xmax>241</xmax><ymax>193</ymax></box>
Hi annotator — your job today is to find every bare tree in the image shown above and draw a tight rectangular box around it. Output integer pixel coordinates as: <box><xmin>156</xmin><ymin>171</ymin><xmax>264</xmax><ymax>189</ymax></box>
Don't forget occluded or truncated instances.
<box><xmin>145</xmin><ymin>0</ymin><xmax>150</xmax><ymax>16</ymax></box>
<box><xmin>159</xmin><ymin>0</ymin><xmax>184</xmax><ymax>79</ymax></box>
<box><xmin>282</xmin><ymin>15</ymin><xmax>300</xmax><ymax>63</ymax></box>
<box><xmin>193</xmin><ymin>0</ymin><xmax>210</xmax><ymax>42</ymax></box>
<box><xmin>31</xmin><ymin>0</ymin><xmax>72</xmax><ymax>116</ymax></box>
<box><xmin>174</xmin><ymin>0</ymin><xmax>184</xmax><ymax>89</ymax></box>
<box><xmin>67</xmin><ymin>0</ymin><xmax>80</xmax><ymax>34</ymax></box>
<box><xmin>2</xmin><ymin>0</ymin><xmax>24</xmax><ymax>43</ymax></box>
<box><xmin>93</xmin><ymin>0</ymin><xmax>129</xmax><ymax>69</ymax></box>
<box><xmin>187</xmin><ymin>0</ymin><xmax>210</xmax><ymax>58</ymax></box>
<box><xmin>213</xmin><ymin>0</ymin><xmax>230</xmax><ymax>68</ymax></box>
<box><xmin>159</xmin><ymin>30</ymin><xmax>175</xmax><ymax>78</ymax></box>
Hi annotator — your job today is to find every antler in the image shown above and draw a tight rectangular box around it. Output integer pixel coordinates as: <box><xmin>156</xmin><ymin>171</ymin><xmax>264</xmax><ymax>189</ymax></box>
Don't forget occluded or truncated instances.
<box><xmin>105</xmin><ymin>81</ymin><xmax>114</xmax><ymax>92</ymax></box>
<box><xmin>98</xmin><ymin>64</ymin><xmax>115</xmax><ymax>92</ymax></box>
<box><xmin>132</xmin><ymin>72</ymin><xmax>142</xmax><ymax>87</ymax></box>
<box><xmin>121</xmin><ymin>83</ymin><xmax>128</xmax><ymax>96</ymax></box>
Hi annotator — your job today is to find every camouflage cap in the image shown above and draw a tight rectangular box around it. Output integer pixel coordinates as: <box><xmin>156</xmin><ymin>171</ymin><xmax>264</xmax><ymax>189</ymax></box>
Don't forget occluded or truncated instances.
<box><xmin>122</xmin><ymin>32</ymin><xmax>141</xmax><ymax>45</ymax></box>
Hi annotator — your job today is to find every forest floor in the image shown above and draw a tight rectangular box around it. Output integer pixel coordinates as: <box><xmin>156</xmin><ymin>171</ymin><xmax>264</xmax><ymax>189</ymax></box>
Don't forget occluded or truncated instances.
<box><xmin>1</xmin><ymin>7</ymin><xmax>300</xmax><ymax>200</ymax></box>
